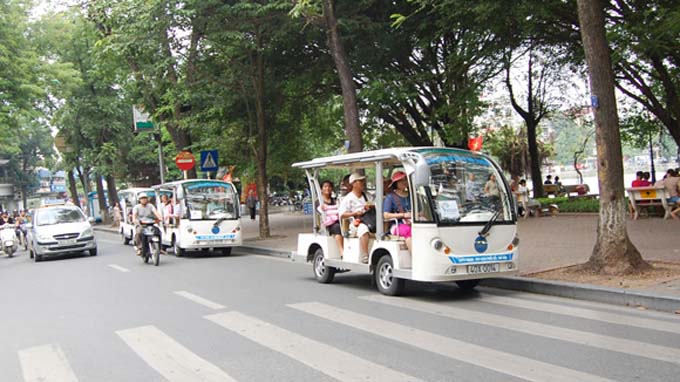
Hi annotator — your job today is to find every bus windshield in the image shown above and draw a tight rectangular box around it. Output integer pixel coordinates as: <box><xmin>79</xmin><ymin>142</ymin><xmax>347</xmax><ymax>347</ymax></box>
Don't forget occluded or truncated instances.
<box><xmin>182</xmin><ymin>181</ymin><xmax>238</xmax><ymax>220</ymax></box>
<box><xmin>417</xmin><ymin>149</ymin><xmax>514</xmax><ymax>225</ymax></box>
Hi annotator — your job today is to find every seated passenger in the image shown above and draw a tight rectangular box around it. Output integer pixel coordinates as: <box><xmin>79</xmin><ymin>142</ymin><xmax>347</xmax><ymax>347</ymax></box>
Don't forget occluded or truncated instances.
<box><xmin>338</xmin><ymin>173</ymin><xmax>373</xmax><ymax>263</ymax></box>
<box><xmin>318</xmin><ymin>180</ymin><xmax>343</xmax><ymax>257</ymax></box>
<box><xmin>383</xmin><ymin>171</ymin><xmax>412</xmax><ymax>251</ymax></box>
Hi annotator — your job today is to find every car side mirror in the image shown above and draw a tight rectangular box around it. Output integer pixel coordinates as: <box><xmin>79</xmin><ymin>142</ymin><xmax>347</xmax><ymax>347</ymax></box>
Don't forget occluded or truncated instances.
<box><xmin>88</xmin><ymin>217</ymin><xmax>95</xmax><ymax>224</ymax></box>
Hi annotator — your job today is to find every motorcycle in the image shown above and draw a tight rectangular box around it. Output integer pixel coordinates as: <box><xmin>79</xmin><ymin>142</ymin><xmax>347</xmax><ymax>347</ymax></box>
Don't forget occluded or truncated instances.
<box><xmin>136</xmin><ymin>218</ymin><xmax>161</xmax><ymax>266</ymax></box>
<box><xmin>1</xmin><ymin>224</ymin><xmax>18</xmax><ymax>258</ymax></box>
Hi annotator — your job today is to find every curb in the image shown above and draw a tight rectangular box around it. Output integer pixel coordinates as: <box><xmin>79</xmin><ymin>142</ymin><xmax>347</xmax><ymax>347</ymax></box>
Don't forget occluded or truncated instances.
<box><xmin>480</xmin><ymin>277</ymin><xmax>680</xmax><ymax>314</ymax></box>
<box><xmin>234</xmin><ymin>245</ymin><xmax>293</xmax><ymax>260</ymax></box>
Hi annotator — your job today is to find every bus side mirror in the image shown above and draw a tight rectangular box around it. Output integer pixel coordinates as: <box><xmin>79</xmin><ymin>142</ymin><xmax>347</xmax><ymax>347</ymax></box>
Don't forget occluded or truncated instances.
<box><xmin>88</xmin><ymin>217</ymin><xmax>96</xmax><ymax>224</ymax></box>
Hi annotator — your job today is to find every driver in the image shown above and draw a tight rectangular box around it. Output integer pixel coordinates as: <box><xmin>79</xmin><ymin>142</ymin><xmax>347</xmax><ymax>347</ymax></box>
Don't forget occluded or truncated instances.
<box><xmin>132</xmin><ymin>194</ymin><xmax>162</xmax><ymax>256</ymax></box>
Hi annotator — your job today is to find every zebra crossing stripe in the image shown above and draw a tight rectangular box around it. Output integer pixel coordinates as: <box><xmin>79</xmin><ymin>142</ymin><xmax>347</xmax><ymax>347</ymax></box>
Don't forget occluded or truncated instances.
<box><xmin>478</xmin><ymin>294</ymin><xmax>680</xmax><ymax>334</ymax></box>
<box><xmin>19</xmin><ymin>344</ymin><xmax>78</xmax><ymax>382</ymax></box>
<box><xmin>289</xmin><ymin>302</ymin><xmax>616</xmax><ymax>382</ymax></box>
<box><xmin>116</xmin><ymin>325</ymin><xmax>236</xmax><ymax>382</ymax></box>
<box><xmin>362</xmin><ymin>294</ymin><xmax>680</xmax><ymax>365</ymax></box>
<box><xmin>174</xmin><ymin>291</ymin><xmax>226</xmax><ymax>310</ymax></box>
<box><xmin>205</xmin><ymin>311</ymin><xmax>424</xmax><ymax>382</ymax></box>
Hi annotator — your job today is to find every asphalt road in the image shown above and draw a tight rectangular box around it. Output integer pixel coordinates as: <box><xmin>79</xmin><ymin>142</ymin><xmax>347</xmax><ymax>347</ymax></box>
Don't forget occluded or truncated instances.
<box><xmin>1</xmin><ymin>230</ymin><xmax>679</xmax><ymax>382</ymax></box>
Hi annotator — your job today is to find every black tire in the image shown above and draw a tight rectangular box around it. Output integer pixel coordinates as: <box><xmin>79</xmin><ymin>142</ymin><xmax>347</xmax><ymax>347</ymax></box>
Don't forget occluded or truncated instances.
<box><xmin>456</xmin><ymin>279</ymin><xmax>480</xmax><ymax>291</ymax></box>
<box><xmin>152</xmin><ymin>241</ymin><xmax>160</xmax><ymax>266</ymax></box>
<box><xmin>123</xmin><ymin>232</ymin><xmax>130</xmax><ymax>245</ymax></box>
<box><xmin>89</xmin><ymin>248</ymin><xmax>98</xmax><ymax>256</ymax></box>
<box><xmin>221</xmin><ymin>247</ymin><xmax>232</xmax><ymax>256</ymax></box>
<box><xmin>34</xmin><ymin>253</ymin><xmax>42</xmax><ymax>262</ymax></box>
<box><xmin>375</xmin><ymin>255</ymin><xmax>405</xmax><ymax>296</ymax></box>
<box><xmin>7</xmin><ymin>251</ymin><xmax>13</xmax><ymax>258</ymax></box>
<box><xmin>312</xmin><ymin>248</ymin><xmax>335</xmax><ymax>283</ymax></box>
<box><xmin>174</xmin><ymin>239</ymin><xmax>185</xmax><ymax>257</ymax></box>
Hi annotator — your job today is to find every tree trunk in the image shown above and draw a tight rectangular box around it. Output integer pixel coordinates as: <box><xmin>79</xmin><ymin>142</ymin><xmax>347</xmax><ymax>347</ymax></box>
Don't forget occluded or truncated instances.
<box><xmin>253</xmin><ymin>27</ymin><xmax>270</xmax><ymax>238</ymax></box>
<box><xmin>323</xmin><ymin>0</ymin><xmax>362</xmax><ymax>153</ymax></box>
<box><xmin>526</xmin><ymin>120</ymin><xmax>544</xmax><ymax>198</ymax></box>
<box><xmin>105</xmin><ymin>174</ymin><xmax>119</xmax><ymax>209</ymax></box>
<box><xmin>67</xmin><ymin>169</ymin><xmax>81</xmax><ymax>208</ymax></box>
<box><xmin>576</xmin><ymin>0</ymin><xmax>650</xmax><ymax>275</ymax></box>
<box><xmin>94</xmin><ymin>173</ymin><xmax>110</xmax><ymax>224</ymax></box>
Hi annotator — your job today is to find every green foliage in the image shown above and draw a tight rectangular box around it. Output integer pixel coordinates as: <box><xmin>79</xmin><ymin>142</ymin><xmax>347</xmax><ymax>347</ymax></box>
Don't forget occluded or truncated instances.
<box><xmin>535</xmin><ymin>196</ymin><xmax>599</xmax><ymax>212</ymax></box>
<box><xmin>486</xmin><ymin>125</ymin><xmax>553</xmax><ymax>178</ymax></box>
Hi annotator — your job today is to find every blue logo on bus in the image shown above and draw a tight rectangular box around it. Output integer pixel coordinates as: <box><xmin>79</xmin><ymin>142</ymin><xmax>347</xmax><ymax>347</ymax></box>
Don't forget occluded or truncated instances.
<box><xmin>474</xmin><ymin>235</ymin><xmax>488</xmax><ymax>253</ymax></box>
<box><xmin>211</xmin><ymin>226</ymin><xmax>220</xmax><ymax>234</ymax></box>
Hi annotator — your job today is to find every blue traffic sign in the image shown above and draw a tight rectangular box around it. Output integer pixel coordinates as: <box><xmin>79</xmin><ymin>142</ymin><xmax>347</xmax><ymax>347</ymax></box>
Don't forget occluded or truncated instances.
<box><xmin>200</xmin><ymin>150</ymin><xmax>219</xmax><ymax>172</ymax></box>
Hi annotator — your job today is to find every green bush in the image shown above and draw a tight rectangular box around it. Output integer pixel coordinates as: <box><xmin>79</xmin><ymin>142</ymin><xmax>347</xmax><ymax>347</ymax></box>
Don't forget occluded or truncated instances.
<box><xmin>534</xmin><ymin>196</ymin><xmax>600</xmax><ymax>213</ymax></box>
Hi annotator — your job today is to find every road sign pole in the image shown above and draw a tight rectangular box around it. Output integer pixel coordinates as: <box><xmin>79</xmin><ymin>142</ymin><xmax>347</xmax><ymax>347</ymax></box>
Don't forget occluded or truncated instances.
<box><xmin>157</xmin><ymin>133</ymin><xmax>165</xmax><ymax>184</ymax></box>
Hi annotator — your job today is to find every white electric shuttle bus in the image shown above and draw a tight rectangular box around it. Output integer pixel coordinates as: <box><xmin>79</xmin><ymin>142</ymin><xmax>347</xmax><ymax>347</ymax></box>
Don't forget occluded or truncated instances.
<box><xmin>292</xmin><ymin>147</ymin><xmax>519</xmax><ymax>295</ymax></box>
<box><xmin>153</xmin><ymin>179</ymin><xmax>242</xmax><ymax>256</ymax></box>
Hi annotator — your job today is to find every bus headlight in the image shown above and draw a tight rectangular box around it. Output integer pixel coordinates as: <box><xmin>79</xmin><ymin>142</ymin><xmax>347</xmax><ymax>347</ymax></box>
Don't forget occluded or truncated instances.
<box><xmin>512</xmin><ymin>234</ymin><xmax>520</xmax><ymax>246</ymax></box>
<box><xmin>431</xmin><ymin>238</ymin><xmax>443</xmax><ymax>251</ymax></box>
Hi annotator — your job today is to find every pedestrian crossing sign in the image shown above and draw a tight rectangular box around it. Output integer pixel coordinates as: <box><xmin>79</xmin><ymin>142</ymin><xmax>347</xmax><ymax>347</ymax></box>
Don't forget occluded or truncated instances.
<box><xmin>200</xmin><ymin>150</ymin><xmax>219</xmax><ymax>172</ymax></box>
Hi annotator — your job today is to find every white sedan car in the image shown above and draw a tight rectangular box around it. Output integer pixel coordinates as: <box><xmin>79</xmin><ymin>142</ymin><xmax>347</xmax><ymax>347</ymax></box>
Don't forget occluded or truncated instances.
<box><xmin>27</xmin><ymin>206</ymin><xmax>97</xmax><ymax>262</ymax></box>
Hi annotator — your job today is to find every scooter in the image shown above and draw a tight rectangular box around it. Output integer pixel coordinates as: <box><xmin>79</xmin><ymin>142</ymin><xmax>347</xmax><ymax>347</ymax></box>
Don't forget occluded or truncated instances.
<box><xmin>135</xmin><ymin>218</ymin><xmax>162</xmax><ymax>266</ymax></box>
<box><xmin>1</xmin><ymin>224</ymin><xmax>18</xmax><ymax>258</ymax></box>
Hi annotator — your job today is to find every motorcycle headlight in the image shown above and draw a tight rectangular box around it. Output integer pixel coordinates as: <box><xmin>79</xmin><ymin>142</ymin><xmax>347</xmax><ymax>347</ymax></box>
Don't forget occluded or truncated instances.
<box><xmin>81</xmin><ymin>228</ymin><xmax>94</xmax><ymax>238</ymax></box>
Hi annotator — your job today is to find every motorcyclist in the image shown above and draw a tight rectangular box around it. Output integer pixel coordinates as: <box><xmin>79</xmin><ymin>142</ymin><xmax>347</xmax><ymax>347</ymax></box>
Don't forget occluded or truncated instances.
<box><xmin>132</xmin><ymin>195</ymin><xmax>162</xmax><ymax>256</ymax></box>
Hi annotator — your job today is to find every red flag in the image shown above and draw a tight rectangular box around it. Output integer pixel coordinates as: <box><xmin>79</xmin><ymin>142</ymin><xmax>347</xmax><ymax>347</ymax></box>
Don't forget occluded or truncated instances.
<box><xmin>468</xmin><ymin>135</ymin><xmax>483</xmax><ymax>151</ymax></box>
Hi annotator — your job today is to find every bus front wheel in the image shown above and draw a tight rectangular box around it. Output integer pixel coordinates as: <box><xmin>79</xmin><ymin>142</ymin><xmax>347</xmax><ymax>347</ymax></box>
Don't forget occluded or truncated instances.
<box><xmin>456</xmin><ymin>279</ymin><xmax>480</xmax><ymax>291</ymax></box>
<box><xmin>313</xmin><ymin>249</ymin><xmax>335</xmax><ymax>284</ymax></box>
<box><xmin>375</xmin><ymin>255</ymin><xmax>405</xmax><ymax>296</ymax></box>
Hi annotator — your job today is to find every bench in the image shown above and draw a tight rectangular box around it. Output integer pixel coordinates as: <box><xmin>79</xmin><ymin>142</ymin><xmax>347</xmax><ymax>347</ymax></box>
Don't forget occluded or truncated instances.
<box><xmin>626</xmin><ymin>186</ymin><xmax>675</xmax><ymax>220</ymax></box>
<box><xmin>543</xmin><ymin>184</ymin><xmax>560</xmax><ymax>197</ymax></box>
<box><xmin>515</xmin><ymin>190</ymin><xmax>554</xmax><ymax>218</ymax></box>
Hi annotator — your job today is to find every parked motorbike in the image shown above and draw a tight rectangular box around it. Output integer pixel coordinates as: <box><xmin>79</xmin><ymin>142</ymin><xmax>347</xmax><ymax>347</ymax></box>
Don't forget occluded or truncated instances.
<box><xmin>136</xmin><ymin>218</ymin><xmax>161</xmax><ymax>266</ymax></box>
<box><xmin>1</xmin><ymin>224</ymin><xmax>18</xmax><ymax>258</ymax></box>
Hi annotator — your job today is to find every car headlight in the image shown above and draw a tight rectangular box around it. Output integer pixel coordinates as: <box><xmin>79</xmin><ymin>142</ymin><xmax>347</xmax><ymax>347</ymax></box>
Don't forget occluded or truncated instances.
<box><xmin>36</xmin><ymin>232</ymin><xmax>53</xmax><ymax>241</ymax></box>
<box><xmin>81</xmin><ymin>228</ymin><xmax>94</xmax><ymax>238</ymax></box>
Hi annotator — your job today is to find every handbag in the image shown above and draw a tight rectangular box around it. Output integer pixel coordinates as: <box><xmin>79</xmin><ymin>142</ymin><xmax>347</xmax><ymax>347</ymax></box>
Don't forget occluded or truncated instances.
<box><xmin>360</xmin><ymin>207</ymin><xmax>377</xmax><ymax>233</ymax></box>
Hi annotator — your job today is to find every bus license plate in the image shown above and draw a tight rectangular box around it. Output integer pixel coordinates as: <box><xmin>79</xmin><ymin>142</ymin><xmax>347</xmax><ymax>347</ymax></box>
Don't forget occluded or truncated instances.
<box><xmin>467</xmin><ymin>263</ymin><xmax>499</xmax><ymax>274</ymax></box>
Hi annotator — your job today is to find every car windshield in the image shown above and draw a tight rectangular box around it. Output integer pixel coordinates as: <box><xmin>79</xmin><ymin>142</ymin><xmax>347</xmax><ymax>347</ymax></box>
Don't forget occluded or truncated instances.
<box><xmin>183</xmin><ymin>181</ymin><xmax>238</xmax><ymax>220</ymax></box>
<box><xmin>417</xmin><ymin>149</ymin><xmax>513</xmax><ymax>224</ymax></box>
<box><xmin>36</xmin><ymin>208</ymin><xmax>86</xmax><ymax>226</ymax></box>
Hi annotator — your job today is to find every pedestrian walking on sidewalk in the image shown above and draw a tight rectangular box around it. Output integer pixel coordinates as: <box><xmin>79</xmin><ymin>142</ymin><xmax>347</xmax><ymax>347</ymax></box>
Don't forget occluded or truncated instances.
<box><xmin>246</xmin><ymin>190</ymin><xmax>257</xmax><ymax>220</ymax></box>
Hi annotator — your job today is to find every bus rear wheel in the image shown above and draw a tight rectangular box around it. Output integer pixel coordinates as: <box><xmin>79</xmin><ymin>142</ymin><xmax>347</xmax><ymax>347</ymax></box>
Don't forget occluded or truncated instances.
<box><xmin>375</xmin><ymin>255</ymin><xmax>405</xmax><ymax>296</ymax></box>
<box><xmin>312</xmin><ymin>248</ymin><xmax>335</xmax><ymax>284</ymax></box>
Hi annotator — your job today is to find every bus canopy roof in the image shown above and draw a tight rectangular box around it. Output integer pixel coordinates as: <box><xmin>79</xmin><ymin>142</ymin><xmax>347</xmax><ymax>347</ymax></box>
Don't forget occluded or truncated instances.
<box><xmin>291</xmin><ymin>147</ymin><xmax>485</xmax><ymax>170</ymax></box>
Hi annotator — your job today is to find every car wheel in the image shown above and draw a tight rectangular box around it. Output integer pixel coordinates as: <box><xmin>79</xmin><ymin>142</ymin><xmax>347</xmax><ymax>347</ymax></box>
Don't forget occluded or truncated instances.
<box><xmin>312</xmin><ymin>248</ymin><xmax>335</xmax><ymax>283</ymax></box>
<box><xmin>123</xmin><ymin>232</ymin><xmax>130</xmax><ymax>245</ymax></box>
<box><xmin>456</xmin><ymin>279</ymin><xmax>480</xmax><ymax>291</ymax></box>
<box><xmin>221</xmin><ymin>247</ymin><xmax>232</xmax><ymax>256</ymax></box>
<box><xmin>375</xmin><ymin>255</ymin><xmax>405</xmax><ymax>296</ymax></box>
<box><xmin>89</xmin><ymin>248</ymin><xmax>98</xmax><ymax>256</ymax></box>
<box><xmin>34</xmin><ymin>253</ymin><xmax>42</xmax><ymax>262</ymax></box>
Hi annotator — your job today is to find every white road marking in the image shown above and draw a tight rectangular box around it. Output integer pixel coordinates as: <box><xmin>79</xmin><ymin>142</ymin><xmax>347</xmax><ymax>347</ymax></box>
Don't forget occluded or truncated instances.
<box><xmin>249</xmin><ymin>254</ymin><xmax>294</xmax><ymax>263</ymax></box>
<box><xmin>174</xmin><ymin>291</ymin><xmax>226</xmax><ymax>310</ymax></box>
<box><xmin>478</xmin><ymin>294</ymin><xmax>680</xmax><ymax>334</ymax></box>
<box><xmin>205</xmin><ymin>311</ymin><xmax>424</xmax><ymax>382</ymax></box>
<box><xmin>107</xmin><ymin>264</ymin><xmax>130</xmax><ymax>273</ymax></box>
<box><xmin>19</xmin><ymin>343</ymin><xmax>78</xmax><ymax>382</ymax></box>
<box><xmin>290</xmin><ymin>302</ymin><xmax>616</xmax><ymax>382</ymax></box>
<box><xmin>97</xmin><ymin>239</ymin><xmax>121</xmax><ymax>245</ymax></box>
<box><xmin>362</xmin><ymin>294</ymin><xmax>680</xmax><ymax>365</ymax></box>
<box><xmin>116</xmin><ymin>325</ymin><xmax>236</xmax><ymax>382</ymax></box>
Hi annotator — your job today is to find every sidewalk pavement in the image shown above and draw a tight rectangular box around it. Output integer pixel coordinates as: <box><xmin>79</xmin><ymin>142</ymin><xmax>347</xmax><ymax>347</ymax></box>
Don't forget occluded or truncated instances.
<box><xmin>97</xmin><ymin>213</ymin><xmax>680</xmax><ymax>312</ymax></box>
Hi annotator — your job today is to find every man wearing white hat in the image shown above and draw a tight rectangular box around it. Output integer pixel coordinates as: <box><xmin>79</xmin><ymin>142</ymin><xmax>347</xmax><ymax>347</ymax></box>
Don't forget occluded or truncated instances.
<box><xmin>338</xmin><ymin>172</ymin><xmax>373</xmax><ymax>263</ymax></box>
